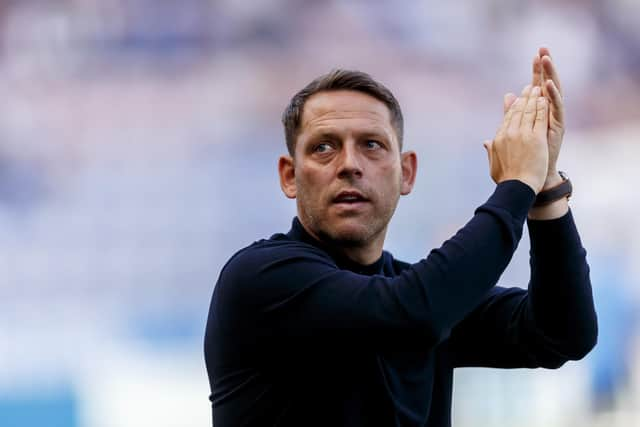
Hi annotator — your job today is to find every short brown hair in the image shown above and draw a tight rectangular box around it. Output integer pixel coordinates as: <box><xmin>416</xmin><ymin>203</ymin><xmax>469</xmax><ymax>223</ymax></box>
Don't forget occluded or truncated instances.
<box><xmin>281</xmin><ymin>69</ymin><xmax>404</xmax><ymax>156</ymax></box>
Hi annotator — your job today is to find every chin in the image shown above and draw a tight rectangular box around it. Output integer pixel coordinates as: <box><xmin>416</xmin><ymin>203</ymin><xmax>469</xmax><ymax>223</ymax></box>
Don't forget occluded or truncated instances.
<box><xmin>324</xmin><ymin>220</ymin><xmax>377</xmax><ymax>246</ymax></box>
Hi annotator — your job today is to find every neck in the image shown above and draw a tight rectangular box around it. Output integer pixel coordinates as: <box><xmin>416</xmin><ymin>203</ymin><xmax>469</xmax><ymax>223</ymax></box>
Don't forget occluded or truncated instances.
<box><xmin>338</xmin><ymin>242</ymin><xmax>384</xmax><ymax>265</ymax></box>
<box><xmin>299</xmin><ymin>220</ymin><xmax>386</xmax><ymax>266</ymax></box>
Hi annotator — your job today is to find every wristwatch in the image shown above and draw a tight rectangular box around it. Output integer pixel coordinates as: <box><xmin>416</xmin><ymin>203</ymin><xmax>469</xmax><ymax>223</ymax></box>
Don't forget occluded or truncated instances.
<box><xmin>533</xmin><ymin>171</ymin><xmax>572</xmax><ymax>207</ymax></box>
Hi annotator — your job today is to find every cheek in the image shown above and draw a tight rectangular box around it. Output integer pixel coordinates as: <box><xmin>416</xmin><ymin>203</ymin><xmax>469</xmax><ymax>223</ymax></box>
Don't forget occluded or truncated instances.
<box><xmin>373</xmin><ymin>165</ymin><xmax>403</xmax><ymax>204</ymax></box>
<box><xmin>296</xmin><ymin>167</ymin><xmax>329</xmax><ymax>202</ymax></box>
<box><xmin>299</xmin><ymin>163</ymin><xmax>333</xmax><ymax>184</ymax></box>
<box><xmin>377</xmin><ymin>162</ymin><xmax>403</xmax><ymax>187</ymax></box>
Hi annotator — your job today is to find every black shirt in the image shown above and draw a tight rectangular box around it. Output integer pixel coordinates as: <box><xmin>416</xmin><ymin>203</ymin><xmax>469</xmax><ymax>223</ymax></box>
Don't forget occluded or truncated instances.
<box><xmin>204</xmin><ymin>180</ymin><xmax>597</xmax><ymax>426</ymax></box>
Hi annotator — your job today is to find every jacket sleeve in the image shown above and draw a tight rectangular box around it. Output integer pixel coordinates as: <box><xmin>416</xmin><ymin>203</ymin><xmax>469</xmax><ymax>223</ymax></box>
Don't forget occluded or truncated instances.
<box><xmin>448</xmin><ymin>209</ymin><xmax>598</xmax><ymax>368</ymax></box>
<box><xmin>212</xmin><ymin>181</ymin><xmax>535</xmax><ymax>351</ymax></box>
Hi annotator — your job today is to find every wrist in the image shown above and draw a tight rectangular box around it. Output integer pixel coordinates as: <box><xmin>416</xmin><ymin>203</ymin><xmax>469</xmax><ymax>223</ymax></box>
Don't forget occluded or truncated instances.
<box><xmin>529</xmin><ymin>170</ymin><xmax>572</xmax><ymax>219</ymax></box>
<box><xmin>506</xmin><ymin>174</ymin><xmax>543</xmax><ymax>195</ymax></box>
<box><xmin>528</xmin><ymin>198</ymin><xmax>568</xmax><ymax>220</ymax></box>
<box><xmin>542</xmin><ymin>170</ymin><xmax>563</xmax><ymax>190</ymax></box>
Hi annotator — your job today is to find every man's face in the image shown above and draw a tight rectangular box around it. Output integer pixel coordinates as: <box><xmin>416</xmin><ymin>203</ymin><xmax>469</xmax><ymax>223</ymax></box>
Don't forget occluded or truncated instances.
<box><xmin>280</xmin><ymin>90</ymin><xmax>415</xmax><ymax>248</ymax></box>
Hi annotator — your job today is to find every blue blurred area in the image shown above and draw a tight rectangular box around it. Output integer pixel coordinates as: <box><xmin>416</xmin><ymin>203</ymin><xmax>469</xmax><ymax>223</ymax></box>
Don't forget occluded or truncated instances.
<box><xmin>0</xmin><ymin>388</ymin><xmax>78</xmax><ymax>427</ymax></box>
<box><xmin>129</xmin><ymin>311</ymin><xmax>204</xmax><ymax>347</ymax></box>
<box><xmin>0</xmin><ymin>153</ymin><xmax>48</xmax><ymax>212</ymax></box>
<box><xmin>589</xmin><ymin>255</ymin><xmax>638</xmax><ymax>411</ymax></box>
<box><xmin>1</xmin><ymin>1</ymin><xmax>640</xmax><ymax>426</ymax></box>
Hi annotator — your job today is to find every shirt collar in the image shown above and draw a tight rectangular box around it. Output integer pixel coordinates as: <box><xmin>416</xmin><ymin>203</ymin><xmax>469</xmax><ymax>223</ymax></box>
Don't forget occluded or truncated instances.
<box><xmin>286</xmin><ymin>217</ymin><xmax>386</xmax><ymax>275</ymax></box>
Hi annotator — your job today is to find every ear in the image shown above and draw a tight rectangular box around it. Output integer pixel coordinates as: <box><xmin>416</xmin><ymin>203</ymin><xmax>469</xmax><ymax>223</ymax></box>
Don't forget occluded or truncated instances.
<box><xmin>278</xmin><ymin>155</ymin><xmax>297</xmax><ymax>199</ymax></box>
<box><xmin>400</xmin><ymin>151</ymin><xmax>417</xmax><ymax>195</ymax></box>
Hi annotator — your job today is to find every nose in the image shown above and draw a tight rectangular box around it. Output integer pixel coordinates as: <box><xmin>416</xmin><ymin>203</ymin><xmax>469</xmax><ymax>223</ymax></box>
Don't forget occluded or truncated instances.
<box><xmin>336</xmin><ymin>142</ymin><xmax>363</xmax><ymax>180</ymax></box>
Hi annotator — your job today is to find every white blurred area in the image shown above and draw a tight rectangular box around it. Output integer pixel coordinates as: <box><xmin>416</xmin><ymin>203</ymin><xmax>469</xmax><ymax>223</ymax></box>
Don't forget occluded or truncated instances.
<box><xmin>1</xmin><ymin>1</ymin><xmax>639</xmax><ymax>426</ymax></box>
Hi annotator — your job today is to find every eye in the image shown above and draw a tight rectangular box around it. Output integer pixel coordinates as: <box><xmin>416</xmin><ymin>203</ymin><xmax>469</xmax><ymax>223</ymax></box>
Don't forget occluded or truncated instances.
<box><xmin>313</xmin><ymin>142</ymin><xmax>334</xmax><ymax>153</ymax></box>
<box><xmin>365</xmin><ymin>140</ymin><xmax>383</xmax><ymax>150</ymax></box>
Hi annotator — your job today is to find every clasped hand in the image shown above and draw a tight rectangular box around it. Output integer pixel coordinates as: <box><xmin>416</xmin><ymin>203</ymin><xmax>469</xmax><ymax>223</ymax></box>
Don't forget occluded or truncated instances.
<box><xmin>484</xmin><ymin>48</ymin><xmax>565</xmax><ymax>194</ymax></box>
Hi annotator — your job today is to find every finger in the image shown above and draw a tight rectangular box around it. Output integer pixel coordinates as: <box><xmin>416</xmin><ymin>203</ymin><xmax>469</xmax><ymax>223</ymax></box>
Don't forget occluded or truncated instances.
<box><xmin>541</xmin><ymin>54</ymin><xmax>563</xmax><ymax>96</ymax></box>
<box><xmin>531</xmin><ymin>54</ymin><xmax>543</xmax><ymax>88</ymax></box>
<box><xmin>508</xmin><ymin>85</ymin><xmax>532</xmax><ymax>131</ymax></box>
<box><xmin>483</xmin><ymin>140</ymin><xmax>492</xmax><ymax>157</ymax></box>
<box><xmin>533</xmin><ymin>96</ymin><xmax>549</xmax><ymax>135</ymax></box>
<box><xmin>538</xmin><ymin>47</ymin><xmax>551</xmax><ymax>60</ymax></box>
<box><xmin>499</xmin><ymin>85</ymin><xmax>530</xmax><ymax>136</ymax></box>
<box><xmin>545</xmin><ymin>79</ymin><xmax>564</xmax><ymax>125</ymax></box>
<box><xmin>503</xmin><ymin>93</ymin><xmax>517</xmax><ymax>115</ymax></box>
<box><xmin>499</xmin><ymin>97</ymin><xmax>520</xmax><ymax>136</ymax></box>
<box><xmin>522</xmin><ymin>86</ymin><xmax>541</xmax><ymax>130</ymax></box>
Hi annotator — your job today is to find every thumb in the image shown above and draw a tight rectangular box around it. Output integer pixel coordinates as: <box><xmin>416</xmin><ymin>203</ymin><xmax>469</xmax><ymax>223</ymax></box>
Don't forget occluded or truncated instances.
<box><xmin>483</xmin><ymin>140</ymin><xmax>492</xmax><ymax>161</ymax></box>
<box><xmin>503</xmin><ymin>93</ymin><xmax>517</xmax><ymax>115</ymax></box>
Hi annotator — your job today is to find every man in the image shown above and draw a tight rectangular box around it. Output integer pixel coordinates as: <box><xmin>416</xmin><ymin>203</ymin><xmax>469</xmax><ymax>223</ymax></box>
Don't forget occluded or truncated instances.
<box><xmin>204</xmin><ymin>47</ymin><xmax>598</xmax><ymax>426</ymax></box>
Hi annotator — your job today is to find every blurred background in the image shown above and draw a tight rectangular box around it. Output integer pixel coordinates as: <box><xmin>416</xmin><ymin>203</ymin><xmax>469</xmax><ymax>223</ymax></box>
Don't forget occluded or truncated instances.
<box><xmin>1</xmin><ymin>0</ymin><xmax>639</xmax><ymax>426</ymax></box>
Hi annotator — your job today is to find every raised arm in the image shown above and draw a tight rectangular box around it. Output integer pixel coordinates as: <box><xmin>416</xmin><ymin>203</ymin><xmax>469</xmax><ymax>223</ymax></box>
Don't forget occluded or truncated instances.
<box><xmin>449</xmin><ymin>48</ymin><xmax>597</xmax><ymax>368</ymax></box>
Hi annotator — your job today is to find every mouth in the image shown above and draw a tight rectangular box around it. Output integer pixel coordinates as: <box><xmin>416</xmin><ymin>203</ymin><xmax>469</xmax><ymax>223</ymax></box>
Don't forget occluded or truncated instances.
<box><xmin>332</xmin><ymin>190</ymin><xmax>370</xmax><ymax>206</ymax></box>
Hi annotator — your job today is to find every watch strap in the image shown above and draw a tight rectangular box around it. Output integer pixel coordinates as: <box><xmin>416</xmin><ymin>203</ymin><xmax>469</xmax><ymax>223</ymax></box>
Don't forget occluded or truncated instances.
<box><xmin>533</xmin><ymin>171</ymin><xmax>572</xmax><ymax>207</ymax></box>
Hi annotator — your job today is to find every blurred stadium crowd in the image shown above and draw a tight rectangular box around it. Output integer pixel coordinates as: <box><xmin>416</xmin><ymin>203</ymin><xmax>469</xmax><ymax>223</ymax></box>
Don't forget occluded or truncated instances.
<box><xmin>1</xmin><ymin>1</ymin><xmax>639</xmax><ymax>426</ymax></box>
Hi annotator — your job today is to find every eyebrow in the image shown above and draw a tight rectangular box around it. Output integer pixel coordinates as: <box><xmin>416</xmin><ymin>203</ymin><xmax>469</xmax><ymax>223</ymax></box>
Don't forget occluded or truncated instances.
<box><xmin>309</xmin><ymin>131</ymin><xmax>341</xmax><ymax>141</ymax></box>
<box><xmin>307</xmin><ymin>128</ymin><xmax>391</xmax><ymax>141</ymax></box>
<box><xmin>359</xmin><ymin>131</ymin><xmax>390</xmax><ymax>140</ymax></box>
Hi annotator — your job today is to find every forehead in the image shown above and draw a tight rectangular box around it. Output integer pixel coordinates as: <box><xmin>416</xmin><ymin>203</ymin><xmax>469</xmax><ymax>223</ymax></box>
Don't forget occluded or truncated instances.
<box><xmin>300</xmin><ymin>90</ymin><xmax>393</xmax><ymax>135</ymax></box>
